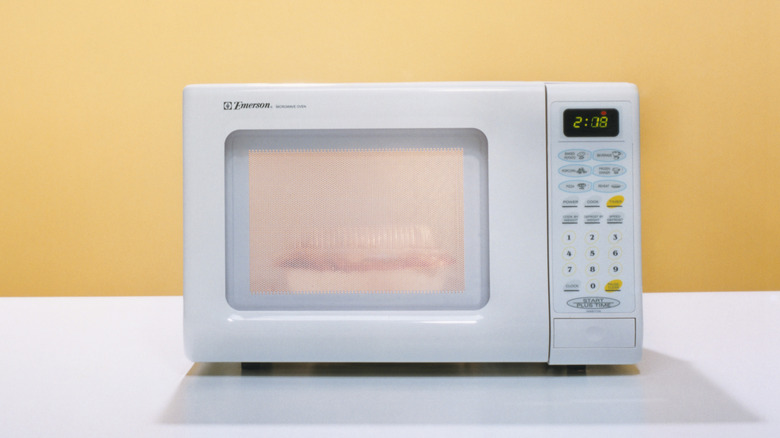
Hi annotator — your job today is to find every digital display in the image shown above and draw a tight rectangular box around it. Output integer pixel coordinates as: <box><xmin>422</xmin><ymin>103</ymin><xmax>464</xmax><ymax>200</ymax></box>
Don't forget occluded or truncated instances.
<box><xmin>563</xmin><ymin>108</ymin><xmax>619</xmax><ymax>137</ymax></box>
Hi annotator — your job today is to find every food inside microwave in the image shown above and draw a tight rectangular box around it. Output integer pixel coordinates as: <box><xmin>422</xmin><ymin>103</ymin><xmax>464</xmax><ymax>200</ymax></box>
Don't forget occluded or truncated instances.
<box><xmin>270</xmin><ymin>226</ymin><xmax>461</xmax><ymax>292</ymax></box>
<box><xmin>246</xmin><ymin>147</ymin><xmax>467</xmax><ymax>295</ymax></box>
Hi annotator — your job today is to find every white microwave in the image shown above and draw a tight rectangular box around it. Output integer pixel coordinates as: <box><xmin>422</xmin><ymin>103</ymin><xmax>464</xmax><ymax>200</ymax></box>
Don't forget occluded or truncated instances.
<box><xmin>183</xmin><ymin>82</ymin><xmax>642</xmax><ymax>365</ymax></box>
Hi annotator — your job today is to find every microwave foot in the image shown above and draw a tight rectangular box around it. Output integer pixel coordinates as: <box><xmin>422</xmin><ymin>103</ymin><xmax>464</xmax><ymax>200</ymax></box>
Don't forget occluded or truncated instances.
<box><xmin>241</xmin><ymin>362</ymin><xmax>273</xmax><ymax>371</ymax></box>
<box><xmin>565</xmin><ymin>364</ymin><xmax>587</xmax><ymax>375</ymax></box>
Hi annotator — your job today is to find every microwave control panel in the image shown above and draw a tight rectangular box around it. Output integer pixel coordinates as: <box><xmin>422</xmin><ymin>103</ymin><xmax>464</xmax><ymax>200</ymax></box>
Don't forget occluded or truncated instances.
<box><xmin>548</xmin><ymin>100</ymin><xmax>638</xmax><ymax>315</ymax></box>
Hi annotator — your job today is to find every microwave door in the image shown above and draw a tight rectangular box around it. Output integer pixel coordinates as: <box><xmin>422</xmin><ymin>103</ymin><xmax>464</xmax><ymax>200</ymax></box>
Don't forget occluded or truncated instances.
<box><xmin>184</xmin><ymin>83</ymin><xmax>551</xmax><ymax>362</ymax></box>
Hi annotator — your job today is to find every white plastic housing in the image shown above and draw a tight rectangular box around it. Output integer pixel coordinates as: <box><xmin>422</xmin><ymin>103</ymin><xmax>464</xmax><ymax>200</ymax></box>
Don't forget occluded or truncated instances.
<box><xmin>183</xmin><ymin>82</ymin><xmax>641</xmax><ymax>364</ymax></box>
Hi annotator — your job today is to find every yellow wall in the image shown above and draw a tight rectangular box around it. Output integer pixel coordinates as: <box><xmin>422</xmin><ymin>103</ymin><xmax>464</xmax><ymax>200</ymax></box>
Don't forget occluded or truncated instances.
<box><xmin>1</xmin><ymin>0</ymin><xmax>778</xmax><ymax>296</ymax></box>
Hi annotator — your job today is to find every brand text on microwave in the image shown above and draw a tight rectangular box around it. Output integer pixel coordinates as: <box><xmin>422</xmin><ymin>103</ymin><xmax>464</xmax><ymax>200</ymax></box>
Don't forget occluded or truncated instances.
<box><xmin>223</xmin><ymin>101</ymin><xmax>271</xmax><ymax>110</ymax></box>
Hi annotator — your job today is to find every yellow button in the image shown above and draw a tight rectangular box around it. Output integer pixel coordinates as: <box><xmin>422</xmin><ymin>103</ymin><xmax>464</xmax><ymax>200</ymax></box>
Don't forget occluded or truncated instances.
<box><xmin>607</xmin><ymin>195</ymin><xmax>624</xmax><ymax>208</ymax></box>
<box><xmin>605</xmin><ymin>279</ymin><xmax>623</xmax><ymax>292</ymax></box>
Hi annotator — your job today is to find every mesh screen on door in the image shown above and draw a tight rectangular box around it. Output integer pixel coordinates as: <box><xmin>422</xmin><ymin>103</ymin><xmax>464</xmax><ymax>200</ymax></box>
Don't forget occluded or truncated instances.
<box><xmin>247</xmin><ymin>148</ymin><xmax>465</xmax><ymax>295</ymax></box>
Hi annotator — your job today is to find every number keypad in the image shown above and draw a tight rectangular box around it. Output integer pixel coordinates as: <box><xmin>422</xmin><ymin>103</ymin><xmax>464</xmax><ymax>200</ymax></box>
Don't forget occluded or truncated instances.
<box><xmin>550</xmin><ymin>143</ymin><xmax>636</xmax><ymax>313</ymax></box>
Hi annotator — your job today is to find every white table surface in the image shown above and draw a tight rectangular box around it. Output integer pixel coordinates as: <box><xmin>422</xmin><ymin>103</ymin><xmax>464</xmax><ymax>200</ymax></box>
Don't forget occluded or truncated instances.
<box><xmin>1</xmin><ymin>292</ymin><xmax>778</xmax><ymax>437</ymax></box>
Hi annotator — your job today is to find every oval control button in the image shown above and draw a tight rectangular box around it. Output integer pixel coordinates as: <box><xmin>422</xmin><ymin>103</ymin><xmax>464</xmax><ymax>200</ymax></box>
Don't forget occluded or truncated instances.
<box><xmin>605</xmin><ymin>279</ymin><xmax>623</xmax><ymax>293</ymax></box>
<box><xmin>566</xmin><ymin>296</ymin><xmax>620</xmax><ymax>309</ymax></box>
<box><xmin>593</xmin><ymin>149</ymin><xmax>626</xmax><ymax>162</ymax></box>
<box><xmin>559</xmin><ymin>149</ymin><xmax>591</xmax><ymax>162</ymax></box>
<box><xmin>594</xmin><ymin>164</ymin><xmax>627</xmax><ymax>177</ymax></box>
<box><xmin>606</xmin><ymin>195</ymin><xmax>625</xmax><ymax>208</ymax></box>
<box><xmin>559</xmin><ymin>164</ymin><xmax>591</xmax><ymax>177</ymax></box>
<box><xmin>594</xmin><ymin>181</ymin><xmax>627</xmax><ymax>193</ymax></box>
<box><xmin>559</xmin><ymin>180</ymin><xmax>592</xmax><ymax>193</ymax></box>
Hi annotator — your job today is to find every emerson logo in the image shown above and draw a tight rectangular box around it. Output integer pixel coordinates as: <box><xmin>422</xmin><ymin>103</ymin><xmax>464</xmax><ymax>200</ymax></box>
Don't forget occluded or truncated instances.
<box><xmin>223</xmin><ymin>101</ymin><xmax>271</xmax><ymax>110</ymax></box>
<box><xmin>566</xmin><ymin>297</ymin><xmax>620</xmax><ymax>310</ymax></box>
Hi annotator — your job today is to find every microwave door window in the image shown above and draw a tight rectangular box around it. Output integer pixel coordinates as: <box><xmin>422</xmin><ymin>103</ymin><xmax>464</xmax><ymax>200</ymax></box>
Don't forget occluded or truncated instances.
<box><xmin>225</xmin><ymin>129</ymin><xmax>489</xmax><ymax>310</ymax></box>
<box><xmin>251</xmin><ymin>148</ymin><xmax>465</xmax><ymax>294</ymax></box>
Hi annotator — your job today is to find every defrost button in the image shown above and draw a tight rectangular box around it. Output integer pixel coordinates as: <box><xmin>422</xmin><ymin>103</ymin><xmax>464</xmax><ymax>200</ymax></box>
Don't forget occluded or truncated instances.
<box><xmin>607</xmin><ymin>212</ymin><xmax>624</xmax><ymax>225</ymax></box>
<box><xmin>584</xmin><ymin>213</ymin><xmax>603</xmax><ymax>225</ymax></box>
